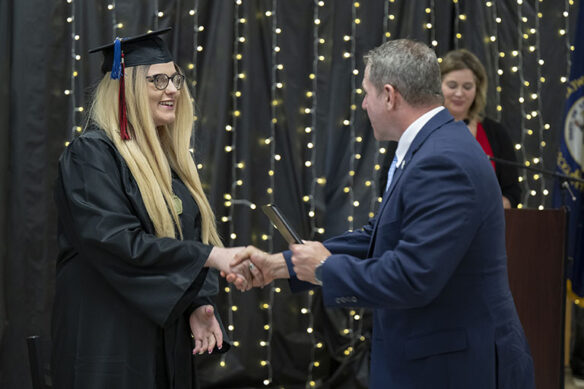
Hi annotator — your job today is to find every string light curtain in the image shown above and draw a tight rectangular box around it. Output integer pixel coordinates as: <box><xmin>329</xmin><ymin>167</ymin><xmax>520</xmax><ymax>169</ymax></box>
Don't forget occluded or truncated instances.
<box><xmin>1</xmin><ymin>0</ymin><xmax>579</xmax><ymax>388</ymax></box>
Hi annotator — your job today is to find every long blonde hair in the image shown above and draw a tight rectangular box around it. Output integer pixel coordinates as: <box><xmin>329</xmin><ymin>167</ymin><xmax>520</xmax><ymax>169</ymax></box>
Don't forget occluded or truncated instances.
<box><xmin>88</xmin><ymin>64</ymin><xmax>222</xmax><ymax>246</ymax></box>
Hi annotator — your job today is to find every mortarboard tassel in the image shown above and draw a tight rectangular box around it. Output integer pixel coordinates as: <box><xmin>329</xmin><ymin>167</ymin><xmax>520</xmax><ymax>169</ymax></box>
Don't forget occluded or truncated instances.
<box><xmin>118</xmin><ymin>52</ymin><xmax>130</xmax><ymax>140</ymax></box>
<box><xmin>109</xmin><ymin>37</ymin><xmax>129</xmax><ymax>140</ymax></box>
<box><xmin>110</xmin><ymin>38</ymin><xmax>122</xmax><ymax>80</ymax></box>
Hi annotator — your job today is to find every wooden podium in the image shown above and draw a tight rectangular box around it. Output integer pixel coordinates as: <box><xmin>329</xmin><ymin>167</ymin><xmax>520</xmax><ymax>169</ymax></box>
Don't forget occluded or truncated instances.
<box><xmin>505</xmin><ymin>209</ymin><xmax>567</xmax><ymax>389</ymax></box>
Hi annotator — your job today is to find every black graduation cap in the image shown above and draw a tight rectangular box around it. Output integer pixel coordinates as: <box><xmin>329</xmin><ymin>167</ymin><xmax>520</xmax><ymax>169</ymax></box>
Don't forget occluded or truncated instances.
<box><xmin>89</xmin><ymin>27</ymin><xmax>174</xmax><ymax>74</ymax></box>
<box><xmin>88</xmin><ymin>28</ymin><xmax>174</xmax><ymax>140</ymax></box>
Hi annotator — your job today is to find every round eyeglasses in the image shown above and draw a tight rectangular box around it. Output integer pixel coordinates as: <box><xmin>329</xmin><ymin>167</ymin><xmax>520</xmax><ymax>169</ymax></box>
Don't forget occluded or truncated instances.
<box><xmin>146</xmin><ymin>73</ymin><xmax>185</xmax><ymax>90</ymax></box>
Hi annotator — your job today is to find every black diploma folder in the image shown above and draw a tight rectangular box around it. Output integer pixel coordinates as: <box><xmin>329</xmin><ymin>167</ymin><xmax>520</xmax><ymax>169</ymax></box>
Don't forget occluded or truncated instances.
<box><xmin>261</xmin><ymin>204</ymin><xmax>303</xmax><ymax>244</ymax></box>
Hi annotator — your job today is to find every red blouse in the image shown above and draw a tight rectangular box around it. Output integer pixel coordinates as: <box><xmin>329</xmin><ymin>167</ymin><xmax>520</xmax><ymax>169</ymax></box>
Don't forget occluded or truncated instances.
<box><xmin>476</xmin><ymin>122</ymin><xmax>496</xmax><ymax>170</ymax></box>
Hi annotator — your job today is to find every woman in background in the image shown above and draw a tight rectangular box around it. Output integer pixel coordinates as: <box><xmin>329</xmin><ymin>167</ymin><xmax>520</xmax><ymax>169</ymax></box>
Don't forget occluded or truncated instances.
<box><xmin>440</xmin><ymin>49</ymin><xmax>522</xmax><ymax>208</ymax></box>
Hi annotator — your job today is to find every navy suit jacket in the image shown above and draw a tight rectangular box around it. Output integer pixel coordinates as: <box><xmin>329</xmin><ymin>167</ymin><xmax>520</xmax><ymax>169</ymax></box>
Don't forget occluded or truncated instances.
<box><xmin>284</xmin><ymin>109</ymin><xmax>534</xmax><ymax>388</ymax></box>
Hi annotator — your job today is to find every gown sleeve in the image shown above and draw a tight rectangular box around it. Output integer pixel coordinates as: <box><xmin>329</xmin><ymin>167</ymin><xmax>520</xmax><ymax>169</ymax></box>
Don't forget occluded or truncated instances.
<box><xmin>54</xmin><ymin>133</ymin><xmax>214</xmax><ymax>327</ymax></box>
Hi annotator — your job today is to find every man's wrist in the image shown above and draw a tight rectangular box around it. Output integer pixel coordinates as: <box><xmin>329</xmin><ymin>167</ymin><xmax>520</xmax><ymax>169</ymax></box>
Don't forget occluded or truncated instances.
<box><xmin>270</xmin><ymin>253</ymin><xmax>290</xmax><ymax>279</ymax></box>
<box><xmin>205</xmin><ymin>247</ymin><xmax>218</xmax><ymax>269</ymax></box>
<box><xmin>314</xmin><ymin>258</ymin><xmax>327</xmax><ymax>285</ymax></box>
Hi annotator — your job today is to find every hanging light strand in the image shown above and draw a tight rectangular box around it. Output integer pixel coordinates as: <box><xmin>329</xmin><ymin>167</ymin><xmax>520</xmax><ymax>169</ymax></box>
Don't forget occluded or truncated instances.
<box><xmin>153</xmin><ymin>0</ymin><xmax>160</xmax><ymax>30</ymax></box>
<box><xmin>487</xmin><ymin>0</ymin><xmax>503</xmax><ymax>121</ymax></box>
<box><xmin>188</xmin><ymin>1</ymin><xmax>202</xmax><ymax>157</ymax></box>
<box><xmin>220</xmin><ymin>0</ymin><xmax>246</xmax><ymax>371</ymax></box>
<box><xmin>346</xmin><ymin>0</ymin><xmax>366</xmax><ymax>365</ymax></box>
<box><xmin>308</xmin><ymin>1</ymin><xmax>322</xmax><ymax>240</ymax></box>
<box><xmin>371</xmin><ymin>0</ymin><xmax>397</xmax><ymax>213</ymax></box>
<box><xmin>260</xmin><ymin>1</ymin><xmax>279</xmax><ymax>386</ymax></box>
<box><xmin>424</xmin><ymin>2</ymin><xmax>437</xmax><ymax>48</ymax></box>
<box><xmin>346</xmin><ymin>1</ymin><xmax>359</xmax><ymax>233</ymax></box>
<box><xmin>112</xmin><ymin>0</ymin><xmax>124</xmax><ymax>34</ymax></box>
<box><xmin>191</xmin><ymin>0</ymin><xmax>202</xmax><ymax>99</ymax></box>
<box><xmin>533</xmin><ymin>0</ymin><xmax>547</xmax><ymax>209</ymax></box>
<box><xmin>304</xmin><ymin>2</ymin><xmax>326</xmax><ymax>386</ymax></box>
<box><xmin>515</xmin><ymin>1</ymin><xmax>530</xmax><ymax>207</ymax></box>
<box><xmin>453</xmin><ymin>0</ymin><xmax>462</xmax><ymax>49</ymax></box>
<box><xmin>65</xmin><ymin>0</ymin><xmax>78</xmax><ymax>142</ymax></box>
<box><xmin>564</xmin><ymin>0</ymin><xmax>572</xmax><ymax>78</ymax></box>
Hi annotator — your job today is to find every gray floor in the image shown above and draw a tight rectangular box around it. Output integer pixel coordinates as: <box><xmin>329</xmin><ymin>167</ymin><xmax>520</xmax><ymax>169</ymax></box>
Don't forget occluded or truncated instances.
<box><xmin>566</xmin><ymin>367</ymin><xmax>584</xmax><ymax>389</ymax></box>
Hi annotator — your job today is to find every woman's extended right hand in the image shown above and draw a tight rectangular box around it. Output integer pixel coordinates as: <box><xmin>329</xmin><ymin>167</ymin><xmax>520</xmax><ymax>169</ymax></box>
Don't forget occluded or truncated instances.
<box><xmin>206</xmin><ymin>247</ymin><xmax>253</xmax><ymax>291</ymax></box>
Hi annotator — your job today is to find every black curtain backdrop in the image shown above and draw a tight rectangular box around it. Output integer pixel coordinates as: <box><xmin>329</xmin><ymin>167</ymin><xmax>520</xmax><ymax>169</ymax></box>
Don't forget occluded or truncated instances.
<box><xmin>0</xmin><ymin>0</ymin><xmax>578</xmax><ymax>388</ymax></box>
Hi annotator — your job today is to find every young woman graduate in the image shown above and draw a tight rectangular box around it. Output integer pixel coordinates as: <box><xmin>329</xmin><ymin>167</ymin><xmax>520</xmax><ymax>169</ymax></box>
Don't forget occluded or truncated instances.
<box><xmin>52</xmin><ymin>28</ymin><xmax>254</xmax><ymax>388</ymax></box>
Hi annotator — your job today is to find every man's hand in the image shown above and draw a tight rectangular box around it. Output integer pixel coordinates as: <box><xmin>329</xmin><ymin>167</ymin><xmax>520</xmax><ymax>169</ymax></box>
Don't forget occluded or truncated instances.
<box><xmin>189</xmin><ymin>305</ymin><xmax>222</xmax><ymax>355</ymax></box>
<box><xmin>290</xmin><ymin>241</ymin><xmax>331</xmax><ymax>284</ymax></box>
<box><xmin>226</xmin><ymin>246</ymin><xmax>289</xmax><ymax>287</ymax></box>
<box><xmin>502</xmin><ymin>195</ymin><xmax>511</xmax><ymax>209</ymax></box>
<box><xmin>206</xmin><ymin>247</ymin><xmax>252</xmax><ymax>291</ymax></box>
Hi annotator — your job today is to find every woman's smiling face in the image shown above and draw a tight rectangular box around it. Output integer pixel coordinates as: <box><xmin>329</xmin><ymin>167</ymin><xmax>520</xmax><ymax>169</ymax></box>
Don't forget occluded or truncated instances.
<box><xmin>147</xmin><ymin>62</ymin><xmax>180</xmax><ymax>127</ymax></box>
<box><xmin>441</xmin><ymin>68</ymin><xmax>476</xmax><ymax>121</ymax></box>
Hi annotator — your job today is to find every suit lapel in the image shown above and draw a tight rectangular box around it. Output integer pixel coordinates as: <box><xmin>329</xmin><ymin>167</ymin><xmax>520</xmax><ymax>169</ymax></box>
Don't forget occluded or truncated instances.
<box><xmin>367</xmin><ymin>109</ymin><xmax>454</xmax><ymax>256</ymax></box>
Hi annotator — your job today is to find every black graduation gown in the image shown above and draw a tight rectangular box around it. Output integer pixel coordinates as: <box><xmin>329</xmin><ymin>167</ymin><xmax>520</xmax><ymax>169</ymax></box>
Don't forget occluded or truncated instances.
<box><xmin>52</xmin><ymin>127</ymin><xmax>227</xmax><ymax>389</ymax></box>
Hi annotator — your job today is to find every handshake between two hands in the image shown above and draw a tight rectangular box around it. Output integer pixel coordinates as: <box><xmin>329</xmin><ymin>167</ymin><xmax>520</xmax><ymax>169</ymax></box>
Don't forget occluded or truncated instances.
<box><xmin>207</xmin><ymin>242</ymin><xmax>332</xmax><ymax>292</ymax></box>
<box><xmin>192</xmin><ymin>242</ymin><xmax>331</xmax><ymax>355</ymax></box>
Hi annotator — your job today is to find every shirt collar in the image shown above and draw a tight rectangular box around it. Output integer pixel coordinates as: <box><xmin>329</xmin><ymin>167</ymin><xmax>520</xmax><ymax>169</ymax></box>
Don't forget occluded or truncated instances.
<box><xmin>394</xmin><ymin>106</ymin><xmax>444</xmax><ymax>168</ymax></box>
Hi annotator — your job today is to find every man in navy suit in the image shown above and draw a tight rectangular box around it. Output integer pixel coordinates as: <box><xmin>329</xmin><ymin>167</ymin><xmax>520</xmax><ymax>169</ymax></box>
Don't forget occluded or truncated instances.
<box><xmin>230</xmin><ymin>39</ymin><xmax>534</xmax><ymax>388</ymax></box>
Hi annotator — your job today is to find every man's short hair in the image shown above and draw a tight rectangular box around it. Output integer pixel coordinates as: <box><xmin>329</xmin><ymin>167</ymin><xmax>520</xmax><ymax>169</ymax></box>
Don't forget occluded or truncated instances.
<box><xmin>364</xmin><ymin>39</ymin><xmax>443</xmax><ymax>107</ymax></box>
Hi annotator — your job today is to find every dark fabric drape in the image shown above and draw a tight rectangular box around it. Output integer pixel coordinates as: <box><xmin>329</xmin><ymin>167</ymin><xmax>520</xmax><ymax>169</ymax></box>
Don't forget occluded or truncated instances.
<box><xmin>0</xmin><ymin>0</ymin><xmax>575</xmax><ymax>388</ymax></box>
<box><xmin>0</xmin><ymin>0</ymin><xmax>12</xmax><ymax>360</ymax></box>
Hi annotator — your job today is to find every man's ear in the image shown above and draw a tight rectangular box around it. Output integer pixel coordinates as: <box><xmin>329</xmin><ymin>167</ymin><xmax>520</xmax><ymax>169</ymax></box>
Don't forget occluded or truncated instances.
<box><xmin>384</xmin><ymin>84</ymin><xmax>396</xmax><ymax>110</ymax></box>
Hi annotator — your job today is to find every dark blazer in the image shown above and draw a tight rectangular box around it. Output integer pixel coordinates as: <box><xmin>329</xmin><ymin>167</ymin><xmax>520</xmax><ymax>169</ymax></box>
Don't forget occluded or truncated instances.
<box><xmin>285</xmin><ymin>109</ymin><xmax>534</xmax><ymax>388</ymax></box>
<box><xmin>380</xmin><ymin>117</ymin><xmax>523</xmax><ymax>207</ymax></box>
<box><xmin>482</xmin><ymin>117</ymin><xmax>522</xmax><ymax>207</ymax></box>
<box><xmin>52</xmin><ymin>127</ymin><xmax>228</xmax><ymax>389</ymax></box>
